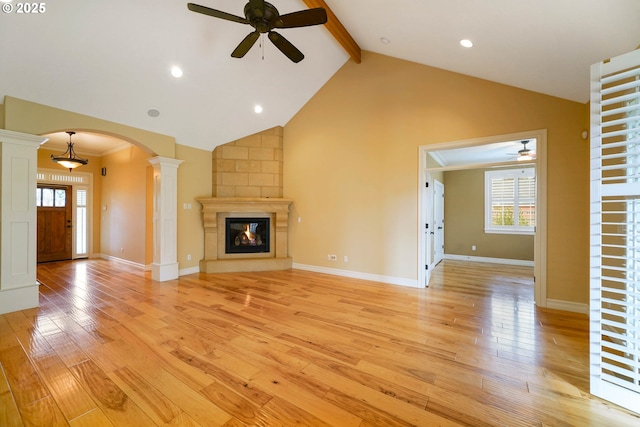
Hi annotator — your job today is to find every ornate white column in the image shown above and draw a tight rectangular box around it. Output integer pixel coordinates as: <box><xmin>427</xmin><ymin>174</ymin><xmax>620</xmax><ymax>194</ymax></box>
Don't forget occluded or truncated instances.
<box><xmin>148</xmin><ymin>157</ymin><xmax>183</xmax><ymax>281</ymax></box>
<box><xmin>0</xmin><ymin>129</ymin><xmax>48</xmax><ymax>314</ymax></box>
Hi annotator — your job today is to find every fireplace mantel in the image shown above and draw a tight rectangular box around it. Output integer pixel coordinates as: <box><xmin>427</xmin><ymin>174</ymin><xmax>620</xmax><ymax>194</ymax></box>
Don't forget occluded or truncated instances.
<box><xmin>197</xmin><ymin>197</ymin><xmax>293</xmax><ymax>273</ymax></box>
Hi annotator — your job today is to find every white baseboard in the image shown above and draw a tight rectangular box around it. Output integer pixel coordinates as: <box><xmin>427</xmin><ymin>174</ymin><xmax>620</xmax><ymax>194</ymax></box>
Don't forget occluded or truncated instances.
<box><xmin>98</xmin><ymin>254</ymin><xmax>145</xmax><ymax>269</ymax></box>
<box><xmin>546</xmin><ymin>299</ymin><xmax>589</xmax><ymax>315</ymax></box>
<box><xmin>293</xmin><ymin>263</ymin><xmax>419</xmax><ymax>288</ymax></box>
<box><xmin>179</xmin><ymin>266</ymin><xmax>200</xmax><ymax>276</ymax></box>
<box><xmin>444</xmin><ymin>254</ymin><xmax>534</xmax><ymax>267</ymax></box>
<box><xmin>98</xmin><ymin>254</ymin><xmax>199</xmax><ymax>277</ymax></box>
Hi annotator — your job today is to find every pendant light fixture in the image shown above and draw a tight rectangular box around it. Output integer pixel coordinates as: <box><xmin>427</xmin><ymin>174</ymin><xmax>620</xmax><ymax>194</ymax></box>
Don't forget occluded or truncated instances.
<box><xmin>51</xmin><ymin>131</ymin><xmax>88</xmax><ymax>171</ymax></box>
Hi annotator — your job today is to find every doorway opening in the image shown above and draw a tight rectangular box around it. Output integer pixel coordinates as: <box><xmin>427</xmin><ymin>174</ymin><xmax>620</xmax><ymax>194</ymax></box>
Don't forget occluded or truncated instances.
<box><xmin>418</xmin><ymin>129</ymin><xmax>547</xmax><ymax>308</ymax></box>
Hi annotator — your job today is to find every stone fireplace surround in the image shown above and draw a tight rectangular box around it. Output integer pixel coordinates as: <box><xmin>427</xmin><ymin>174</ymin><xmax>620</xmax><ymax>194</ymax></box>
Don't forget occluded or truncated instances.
<box><xmin>197</xmin><ymin>197</ymin><xmax>293</xmax><ymax>273</ymax></box>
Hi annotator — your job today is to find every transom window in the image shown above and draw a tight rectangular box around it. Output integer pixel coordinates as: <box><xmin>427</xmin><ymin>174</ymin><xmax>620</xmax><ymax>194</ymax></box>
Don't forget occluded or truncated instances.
<box><xmin>484</xmin><ymin>168</ymin><xmax>535</xmax><ymax>234</ymax></box>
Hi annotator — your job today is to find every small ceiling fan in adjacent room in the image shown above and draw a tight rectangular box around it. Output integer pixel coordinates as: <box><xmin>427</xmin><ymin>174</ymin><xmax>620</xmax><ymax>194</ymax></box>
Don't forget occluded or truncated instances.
<box><xmin>187</xmin><ymin>0</ymin><xmax>328</xmax><ymax>63</ymax></box>
<box><xmin>511</xmin><ymin>140</ymin><xmax>536</xmax><ymax>161</ymax></box>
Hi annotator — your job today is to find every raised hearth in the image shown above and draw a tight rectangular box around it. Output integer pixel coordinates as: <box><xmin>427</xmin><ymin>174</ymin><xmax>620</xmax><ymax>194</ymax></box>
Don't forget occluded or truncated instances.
<box><xmin>197</xmin><ymin>197</ymin><xmax>293</xmax><ymax>273</ymax></box>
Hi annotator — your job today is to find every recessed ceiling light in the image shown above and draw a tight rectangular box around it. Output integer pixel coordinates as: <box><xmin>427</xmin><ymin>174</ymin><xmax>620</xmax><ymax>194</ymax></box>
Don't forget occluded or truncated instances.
<box><xmin>254</xmin><ymin>105</ymin><xmax>263</xmax><ymax>114</ymax></box>
<box><xmin>170</xmin><ymin>66</ymin><xmax>183</xmax><ymax>78</ymax></box>
<box><xmin>380</xmin><ymin>37</ymin><xmax>390</xmax><ymax>45</ymax></box>
<box><xmin>460</xmin><ymin>39</ymin><xmax>474</xmax><ymax>48</ymax></box>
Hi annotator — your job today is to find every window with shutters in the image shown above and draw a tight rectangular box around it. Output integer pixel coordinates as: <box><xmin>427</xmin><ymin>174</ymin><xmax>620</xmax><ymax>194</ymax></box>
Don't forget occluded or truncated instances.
<box><xmin>484</xmin><ymin>168</ymin><xmax>535</xmax><ymax>234</ymax></box>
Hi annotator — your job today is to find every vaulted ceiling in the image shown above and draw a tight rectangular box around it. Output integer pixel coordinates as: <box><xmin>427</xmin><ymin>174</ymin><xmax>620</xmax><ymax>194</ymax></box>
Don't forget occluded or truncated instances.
<box><xmin>1</xmin><ymin>0</ymin><xmax>639</xmax><ymax>154</ymax></box>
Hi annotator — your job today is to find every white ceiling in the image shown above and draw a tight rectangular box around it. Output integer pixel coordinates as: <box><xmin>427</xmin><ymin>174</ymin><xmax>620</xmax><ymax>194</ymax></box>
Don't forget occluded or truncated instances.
<box><xmin>2</xmin><ymin>0</ymin><xmax>639</xmax><ymax>162</ymax></box>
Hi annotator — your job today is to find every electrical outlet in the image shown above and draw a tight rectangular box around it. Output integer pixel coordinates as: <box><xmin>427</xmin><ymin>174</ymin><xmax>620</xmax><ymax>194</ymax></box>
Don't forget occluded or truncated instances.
<box><xmin>344</xmin><ymin>255</ymin><xmax>348</xmax><ymax>262</ymax></box>
<box><xmin>187</xmin><ymin>254</ymin><xmax>192</xmax><ymax>261</ymax></box>
<box><xmin>472</xmin><ymin>245</ymin><xmax>476</xmax><ymax>251</ymax></box>
<box><xmin>328</xmin><ymin>254</ymin><xmax>337</xmax><ymax>261</ymax></box>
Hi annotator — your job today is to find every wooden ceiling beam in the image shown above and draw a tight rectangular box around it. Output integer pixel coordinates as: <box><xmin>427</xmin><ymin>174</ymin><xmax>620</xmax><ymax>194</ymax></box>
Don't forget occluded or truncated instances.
<box><xmin>302</xmin><ymin>0</ymin><xmax>361</xmax><ymax>63</ymax></box>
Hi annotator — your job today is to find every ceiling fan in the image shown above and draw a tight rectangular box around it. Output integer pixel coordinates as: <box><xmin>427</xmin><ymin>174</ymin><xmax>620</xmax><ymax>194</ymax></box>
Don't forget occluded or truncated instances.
<box><xmin>515</xmin><ymin>140</ymin><xmax>536</xmax><ymax>161</ymax></box>
<box><xmin>187</xmin><ymin>1</ymin><xmax>328</xmax><ymax>63</ymax></box>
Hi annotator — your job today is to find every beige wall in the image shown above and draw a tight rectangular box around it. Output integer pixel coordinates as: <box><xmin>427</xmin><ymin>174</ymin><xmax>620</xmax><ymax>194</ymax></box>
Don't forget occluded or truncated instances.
<box><xmin>100</xmin><ymin>146</ymin><xmax>150</xmax><ymax>264</ymax></box>
<box><xmin>443</xmin><ymin>168</ymin><xmax>534</xmax><ymax>261</ymax></box>
<box><xmin>177</xmin><ymin>144</ymin><xmax>213</xmax><ymax>269</ymax></box>
<box><xmin>284</xmin><ymin>51</ymin><xmax>589</xmax><ymax>304</ymax></box>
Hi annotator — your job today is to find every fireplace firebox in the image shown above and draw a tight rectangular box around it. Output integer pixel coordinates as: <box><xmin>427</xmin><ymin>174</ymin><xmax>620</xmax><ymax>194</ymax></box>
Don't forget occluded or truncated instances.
<box><xmin>225</xmin><ymin>217</ymin><xmax>270</xmax><ymax>254</ymax></box>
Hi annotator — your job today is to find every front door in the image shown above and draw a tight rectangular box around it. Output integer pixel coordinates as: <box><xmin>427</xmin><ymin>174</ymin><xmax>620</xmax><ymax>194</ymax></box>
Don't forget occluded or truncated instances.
<box><xmin>37</xmin><ymin>185</ymin><xmax>72</xmax><ymax>262</ymax></box>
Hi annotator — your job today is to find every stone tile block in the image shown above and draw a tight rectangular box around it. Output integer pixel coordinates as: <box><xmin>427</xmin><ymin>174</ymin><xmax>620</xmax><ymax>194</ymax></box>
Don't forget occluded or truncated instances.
<box><xmin>222</xmin><ymin>146</ymin><xmax>249</xmax><ymax>160</ymax></box>
<box><xmin>249</xmin><ymin>147</ymin><xmax>274</xmax><ymax>161</ymax></box>
<box><xmin>261</xmin><ymin>134</ymin><xmax>282</xmax><ymax>149</ymax></box>
<box><xmin>222</xmin><ymin>173</ymin><xmax>249</xmax><ymax>186</ymax></box>
<box><xmin>236</xmin><ymin>186</ymin><xmax>261</xmax><ymax>198</ymax></box>
<box><xmin>261</xmin><ymin>187</ymin><xmax>282</xmax><ymax>198</ymax></box>
<box><xmin>249</xmin><ymin>173</ymin><xmax>275</xmax><ymax>187</ymax></box>
<box><xmin>235</xmin><ymin>160</ymin><xmax>262</xmax><ymax>173</ymax></box>
<box><xmin>261</xmin><ymin>160</ymin><xmax>280</xmax><ymax>174</ymax></box>
<box><xmin>216</xmin><ymin>186</ymin><xmax>236</xmax><ymax>197</ymax></box>
<box><xmin>235</xmin><ymin>134</ymin><xmax>262</xmax><ymax>148</ymax></box>
<box><xmin>215</xmin><ymin>159</ymin><xmax>236</xmax><ymax>172</ymax></box>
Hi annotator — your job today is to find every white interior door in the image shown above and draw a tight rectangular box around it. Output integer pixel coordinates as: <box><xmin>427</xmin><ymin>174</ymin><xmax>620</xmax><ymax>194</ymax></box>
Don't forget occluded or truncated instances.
<box><xmin>433</xmin><ymin>179</ymin><xmax>444</xmax><ymax>265</ymax></box>
<box><xmin>590</xmin><ymin>47</ymin><xmax>640</xmax><ymax>414</ymax></box>
<box><xmin>424</xmin><ymin>172</ymin><xmax>433</xmax><ymax>286</ymax></box>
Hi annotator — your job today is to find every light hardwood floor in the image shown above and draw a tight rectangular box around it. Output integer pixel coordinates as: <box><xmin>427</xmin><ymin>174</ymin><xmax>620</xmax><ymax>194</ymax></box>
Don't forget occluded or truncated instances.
<box><xmin>1</xmin><ymin>259</ymin><xmax>639</xmax><ymax>426</ymax></box>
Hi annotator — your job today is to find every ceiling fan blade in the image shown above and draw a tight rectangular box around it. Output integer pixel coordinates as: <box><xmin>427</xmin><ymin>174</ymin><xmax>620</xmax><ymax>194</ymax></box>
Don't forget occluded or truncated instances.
<box><xmin>187</xmin><ymin>3</ymin><xmax>249</xmax><ymax>24</ymax></box>
<box><xmin>248</xmin><ymin>0</ymin><xmax>266</xmax><ymax>18</ymax></box>
<box><xmin>276</xmin><ymin>8</ymin><xmax>327</xmax><ymax>28</ymax></box>
<box><xmin>231</xmin><ymin>31</ymin><xmax>260</xmax><ymax>58</ymax></box>
<box><xmin>268</xmin><ymin>31</ymin><xmax>304</xmax><ymax>63</ymax></box>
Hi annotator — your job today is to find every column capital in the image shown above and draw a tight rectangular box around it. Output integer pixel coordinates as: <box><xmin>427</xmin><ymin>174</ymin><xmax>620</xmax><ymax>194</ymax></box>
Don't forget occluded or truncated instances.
<box><xmin>0</xmin><ymin>129</ymin><xmax>48</xmax><ymax>148</ymax></box>
<box><xmin>148</xmin><ymin>156</ymin><xmax>184</xmax><ymax>169</ymax></box>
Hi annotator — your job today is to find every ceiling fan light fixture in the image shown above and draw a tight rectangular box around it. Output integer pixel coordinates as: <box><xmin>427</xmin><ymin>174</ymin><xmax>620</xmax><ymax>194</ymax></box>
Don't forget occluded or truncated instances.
<box><xmin>51</xmin><ymin>131</ymin><xmax>88</xmax><ymax>172</ymax></box>
<box><xmin>516</xmin><ymin>140</ymin><xmax>535</xmax><ymax>161</ymax></box>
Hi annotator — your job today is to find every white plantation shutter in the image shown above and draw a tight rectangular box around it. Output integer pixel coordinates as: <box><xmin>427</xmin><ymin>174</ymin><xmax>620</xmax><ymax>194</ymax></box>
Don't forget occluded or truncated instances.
<box><xmin>485</xmin><ymin>168</ymin><xmax>535</xmax><ymax>233</ymax></box>
<box><xmin>517</xmin><ymin>175</ymin><xmax>536</xmax><ymax>227</ymax></box>
<box><xmin>76</xmin><ymin>188</ymin><xmax>88</xmax><ymax>256</ymax></box>
<box><xmin>590</xmin><ymin>48</ymin><xmax>640</xmax><ymax>414</ymax></box>
<box><xmin>491</xmin><ymin>176</ymin><xmax>515</xmax><ymax>226</ymax></box>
